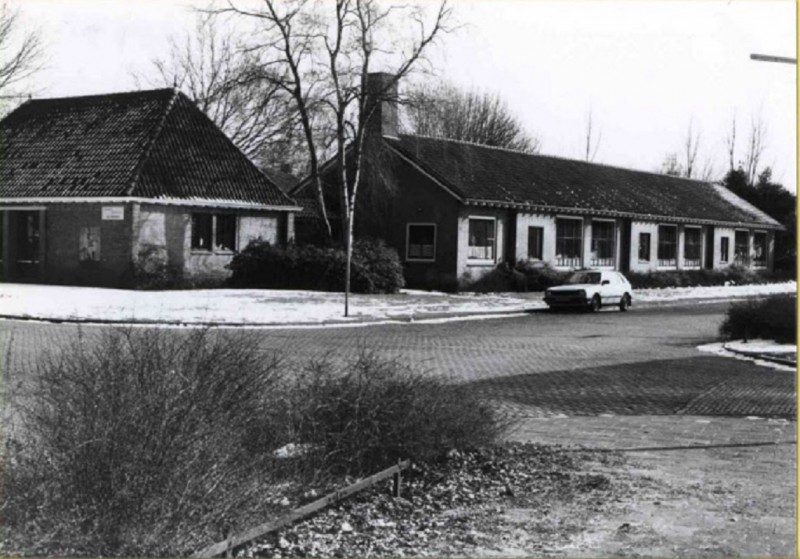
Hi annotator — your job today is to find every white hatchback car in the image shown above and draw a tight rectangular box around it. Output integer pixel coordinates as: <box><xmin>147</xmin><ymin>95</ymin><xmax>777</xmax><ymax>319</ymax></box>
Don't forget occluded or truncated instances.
<box><xmin>544</xmin><ymin>270</ymin><xmax>633</xmax><ymax>312</ymax></box>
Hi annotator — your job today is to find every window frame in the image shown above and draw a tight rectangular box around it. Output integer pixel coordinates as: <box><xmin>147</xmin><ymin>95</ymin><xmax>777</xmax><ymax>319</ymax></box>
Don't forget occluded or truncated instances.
<box><xmin>406</xmin><ymin>222</ymin><xmax>437</xmax><ymax>262</ymax></box>
<box><xmin>657</xmin><ymin>224</ymin><xmax>678</xmax><ymax>268</ymax></box>
<box><xmin>752</xmin><ymin>230</ymin><xmax>768</xmax><ymax>267</ymax></box>
<box><xmin>191</xmin><ymin>212</ymin><xmax>238</xmax><ymax>254</ymax></box>
<box><xmin>527</xmin><ymin>225</ymin><xmax>544</xmax><ymax>260</ymax></box>
<box><xmin>467</xmin><ymin>216</ymin><xmax>496</xmax><ymax>263</ymax></box>
<box><xmin>683</xmin><ymin>226</ymin><xmax>702</xmax><ymax>268</ymax></box>
<box><xmin>590</xmin><ymin>218</ymin><xmax>616</xmax><ymax>267</ymax></box>
<box><xmin>734</xmin><ymin>229</ymin><xmax>750</xmax><ymax>265</ymax></box>
<box><xmin>638</xmin><ymin>232</ymin><xmax>651</xmax><ymax>263</ymax></box>
<box><xmin>720</xmin><ymin>236</ymin><xmax>730</xmax><ymax>263</ymax></box>
<box><xmin>555</xmin><ymin>216</ymin><xmax>584</xmax><ymax>268</ymax></box>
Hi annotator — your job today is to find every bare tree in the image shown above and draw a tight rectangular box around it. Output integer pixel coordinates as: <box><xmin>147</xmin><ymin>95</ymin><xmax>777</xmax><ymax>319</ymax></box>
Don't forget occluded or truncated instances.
<box><xmin>682</xmin><ymin>119</ymin><xmax>700</xmax><ymax>179</ymax></box>
<box><xmin>215</xmin><ymin>0</ymin><xmax>452</xmax><ymax>316</ymax></box>
<box><xmin>583</xmin><ymin>108</ymin><xmax>601</xmax><ymax>162</ymax></box>
<box><xmin>404</xmin><ymin>82</ymin><xmax>540</xmax><ymax>152</ymax></box>
<box><xmin>660</xmin><ymin>153</ymin><xmax>683</xmax><ymax>176</ymax></box>
<box><xmin>141</xmin><ymin>15</ymin><xmax>306</xmax><ymax>173</ymax></box>
<box><xmin>0</xmin><ymin>3</ymin><xmax>44</xmax><ymax>105</ymax></box>
<box><xmin>725</xmin><ymin>112</ymin><xmax>737</xmax><ymax>172</ymax></box>
<box><xmin>743</xmin><ymin>113</ymin><xmax>767</xmax><ymax>186</ymax></box>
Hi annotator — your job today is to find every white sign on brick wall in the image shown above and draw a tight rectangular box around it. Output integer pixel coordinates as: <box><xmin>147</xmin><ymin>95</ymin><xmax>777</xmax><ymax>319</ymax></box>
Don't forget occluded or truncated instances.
<box><xmin>102</xmin><ymin>206</ymin><xmax>125</xmax><ymax>220</ymax></box>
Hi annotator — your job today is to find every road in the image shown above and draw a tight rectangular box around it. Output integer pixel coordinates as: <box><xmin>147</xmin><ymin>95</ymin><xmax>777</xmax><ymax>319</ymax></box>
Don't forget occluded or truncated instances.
<box><xmin>1</xmin><ymin>301</ymin><xmax>794</xmax><ymax>419</ymax></box>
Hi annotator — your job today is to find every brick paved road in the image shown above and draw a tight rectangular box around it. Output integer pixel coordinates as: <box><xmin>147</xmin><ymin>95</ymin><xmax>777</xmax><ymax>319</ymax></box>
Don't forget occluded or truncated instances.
<box><xmin>1</xmin><ymin>301</ymin><xmax>794</xmax><ymax>420</ymax></box>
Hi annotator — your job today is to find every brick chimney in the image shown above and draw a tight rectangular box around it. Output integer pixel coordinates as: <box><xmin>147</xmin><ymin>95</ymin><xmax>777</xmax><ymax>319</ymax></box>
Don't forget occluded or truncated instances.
<box><xmin>364</xmin><ymin>72</ymin><xmax>399</xmax><ymax>138</ymax></box>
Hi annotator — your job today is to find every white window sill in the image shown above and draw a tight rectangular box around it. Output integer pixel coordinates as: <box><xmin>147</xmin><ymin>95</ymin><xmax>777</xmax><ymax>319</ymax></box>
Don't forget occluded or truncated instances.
<box><xmin>467</xmin><ymin>260</ymin><xmax>496</xmax><ymax>267</ymax></box>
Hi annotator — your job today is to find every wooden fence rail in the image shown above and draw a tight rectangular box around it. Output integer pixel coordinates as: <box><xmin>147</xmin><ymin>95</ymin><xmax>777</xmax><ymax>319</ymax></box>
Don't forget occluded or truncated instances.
<box><xmin>193</xmin><ymin>459</ymin><xmax>410</xmax><ymax>558</ymax></box>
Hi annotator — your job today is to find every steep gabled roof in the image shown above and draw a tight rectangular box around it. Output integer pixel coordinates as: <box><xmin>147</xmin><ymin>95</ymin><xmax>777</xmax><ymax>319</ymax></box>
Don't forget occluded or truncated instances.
<box><xmin>0</xmin><ymin>88</ymin><xmax>296</xmax><ymax>207</ymax></box>
<box><xmin>385</xmin><ymin>135</ymin><xmax>782</xmax><ymax>229</ymax></box>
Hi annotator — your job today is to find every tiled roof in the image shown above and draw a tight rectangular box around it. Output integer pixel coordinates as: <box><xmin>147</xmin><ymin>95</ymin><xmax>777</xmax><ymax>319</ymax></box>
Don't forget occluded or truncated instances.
<box><xmin>0</xmin><ymin>88</ymin><xmax>296</xmax><ymax>207</ymax></box>
<box><xmin>386</xmin><ymin>135</ymin><xmax>781</xmax><ymax>228</ymax></box>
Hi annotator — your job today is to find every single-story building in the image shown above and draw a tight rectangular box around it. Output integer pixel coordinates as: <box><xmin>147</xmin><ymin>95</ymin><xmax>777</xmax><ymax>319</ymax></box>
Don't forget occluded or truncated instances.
<box><xmin>0</xmin><ymin>88</ymin><xmax>300</xmax><ymax>287</ymax></box>
<box><xmin>293</xmin><ymin>73</ymin><xmax>783</xmax><ymax>291</ymax></box>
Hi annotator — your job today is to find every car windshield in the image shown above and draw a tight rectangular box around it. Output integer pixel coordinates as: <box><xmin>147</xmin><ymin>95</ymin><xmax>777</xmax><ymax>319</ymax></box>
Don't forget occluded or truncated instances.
<box><xmin>567</xmin><ymin>272</ymin><xmax>601</xmax><ymax>285</ymax></box>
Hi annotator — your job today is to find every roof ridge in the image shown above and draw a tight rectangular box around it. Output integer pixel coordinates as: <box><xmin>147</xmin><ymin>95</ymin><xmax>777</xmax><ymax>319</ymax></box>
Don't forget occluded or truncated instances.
<box><xmin>27</xmin><ymin>87</ymin><xmax>176</xmax><ymax>103</ymax></box>
<box><xmin>397</xmin><ymin>133</ymin><xmax>720</xmax><ymax>187</ymax></box>
<box><xmin>125</xmin><ymin>88</ymin><xmax>180</xmax><ymax>195</ymax></box>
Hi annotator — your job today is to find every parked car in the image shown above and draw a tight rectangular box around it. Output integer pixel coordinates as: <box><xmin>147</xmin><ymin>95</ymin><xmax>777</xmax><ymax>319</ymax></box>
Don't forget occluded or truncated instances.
<box><xmin>544</xmin><ymin>270</ymin><xmax>633</xmax><ymax>312</ymax></box>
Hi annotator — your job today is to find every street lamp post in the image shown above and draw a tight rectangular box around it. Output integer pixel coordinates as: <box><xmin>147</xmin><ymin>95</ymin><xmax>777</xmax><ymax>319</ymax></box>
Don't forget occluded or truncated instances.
<box><xmin>750</xmin><ymin>53</ymin><xmax>797</xmax><ymax>65</ymax></box>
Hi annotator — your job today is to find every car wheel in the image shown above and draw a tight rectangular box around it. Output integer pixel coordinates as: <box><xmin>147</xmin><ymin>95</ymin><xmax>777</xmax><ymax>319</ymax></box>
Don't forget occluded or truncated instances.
<box><xmin>619</xmin><ymin>293</ymin><xmax>631</xmax><ymax>312</ymax></box>
<box><xmin>589</xmin><ymin>295</ymin><xmax>601</xmax><ymax>313</ymax></box>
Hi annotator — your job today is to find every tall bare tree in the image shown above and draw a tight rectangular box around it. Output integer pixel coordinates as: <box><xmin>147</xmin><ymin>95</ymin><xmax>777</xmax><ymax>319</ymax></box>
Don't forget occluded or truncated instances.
<box><xmin>583</xmin><ymin>108</ymin><xmax>601</xmax><ymax>162</ymax></box>
<box><xmin>743</xmin><ymin>113</ymin><xmax>767</xmax><ymax>186</ymax></box>
<box><xmin>0</xmin><ymin>3</ymin><xmax>44</xmax><ymax>108</ymax></box>
<box><xmin>682</xmin><ymin>118</ymin><xmax>700</xmax><ymax>179</ymax></box>
<box><xmin>404</xmin><ymin>82</ymin><xmax>540</xmax><ymax>152</ymax></box>
<box><xmin>725</xmin><ymin>112</ymin><xmax>737</xmax><ymax>173</ymax></box>
<box><xmin>142</xmin><ymin>15</ymin><xmax>306</xmax><ymax>174</ymax></box>
<box><xmin>215</xmin><ymin>0</ymin><xmax>452</xmax><ymax>316</ymax></box>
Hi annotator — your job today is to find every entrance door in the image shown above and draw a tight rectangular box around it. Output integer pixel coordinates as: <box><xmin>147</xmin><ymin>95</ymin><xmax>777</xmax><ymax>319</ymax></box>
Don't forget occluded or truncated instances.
<box><xmin>13</xmin><ymin>211</ymin><xmax>41</xmax><ymax>281</ymax></box>
<box><xmin>704</xmin><ymin>226</ymin><xmax>715</xmax><ymax>269</ymax></box>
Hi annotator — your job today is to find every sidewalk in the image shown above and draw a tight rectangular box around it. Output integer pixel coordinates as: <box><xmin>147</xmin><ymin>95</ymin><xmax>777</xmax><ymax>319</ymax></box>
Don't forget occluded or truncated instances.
<box><xmin>0</xmin><ymin>281</ymin><xmax>795</xmax><ymax>327</ymax></box>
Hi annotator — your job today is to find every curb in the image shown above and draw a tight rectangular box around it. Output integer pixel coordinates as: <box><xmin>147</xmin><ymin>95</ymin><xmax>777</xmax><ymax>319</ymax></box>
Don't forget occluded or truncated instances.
<box><xmin>722</xmin><ymin>343</ymin><xmax>798</xmax><ymax>367</ymax></box>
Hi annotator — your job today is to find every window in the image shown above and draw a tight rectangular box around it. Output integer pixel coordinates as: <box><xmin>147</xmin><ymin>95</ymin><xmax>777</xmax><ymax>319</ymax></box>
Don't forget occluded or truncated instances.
<box><xmin>657</xmin><ymin>225</ymin><xmax>677</xmax><ymax>267</ymax></box>
<box><xmin>720</xmin><ymin>237</ymin><xmax>730</xmax><ymax>263</ymax></box>
<box><xmin>216</xmin><ymin>215</ymin><xmax>237</xmax><ymax>252</ymax></box>
<box><xmin>556</xmin><ymin>218</ymin><xmax>582</xmax><ymax>267</ymax></box>
<box><xmin>638</xmin><ymin>232</ymin><xmax>651</xmax><ymax>262</ymax></box>
<box><xmin>590</xmin><ymin>220</ymin><xmax>615</xmax><ymax>267</ymax></box>
<box><xmin>192</xmin><ymin>213</ymin><xmax>237</xmax><ymax>252</ymax></box>
<box><xmin>527</xmin><ymin>226</ymin><xmax>544</xmax><ymax>260</ymax></box>
<box><xmin>407</xmin><ymin>224</ymin><xmax>436</xmax><ymax>261</ymax></box>
<box><xmin>468</xmin><ymin>218</ymin><xmax>495</xmax><ymax>261</ymax></box>
<box><xmin>753</xmin><ymin>232</ymin><xmax>767</xmax><ymax>267</ymax></box>
<box><xmin>79</xmin><ymin>226</ymin><xmax>101</xmax><ymax>262</ymax></box>
<box><xmin>734</xmin><ymin>230</ymin><xmax>749</xmax><ymax>265</ymax></box>
<box><xmin>191</xmin><ymin>213</ymin><xmax>213</xmax><ymax>250</ymax></box>
<box><xmin>684</xmin><ymin>227</ymin><xmax>702</xmax><ymax>268</ymax></box>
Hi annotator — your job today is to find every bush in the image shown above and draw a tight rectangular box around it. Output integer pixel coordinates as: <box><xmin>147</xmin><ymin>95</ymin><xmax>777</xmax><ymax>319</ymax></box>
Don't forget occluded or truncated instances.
<box><xmin>514</xmin><ymin>261</ymin><xmax>571</xmax><ymax>291</ymax></box>
<box><xmin>720</xmin><ymin>294</ymin><xmax>797</xmax><ymax>343</ymax></box>
<box><xmin>3</xmin><ymin>328</ymin><xmax>285</xmax><ymax>556</ymax></box>
<box><xmin>127</xmin><ymin>245</ymin><xmax>185</xmax><ymax>290</ymax></box>
<box><xmin>227</xmin><ymin>238</ymin><xmax>405</xmax><ymax>294</ymax></box>
<box><xmin>625</xmin><ymin>265</ymin><xmax>783</xmax><ymax>289</ymax></box>
<box><xmin>286</xmin><ymin>351</ymin><xmax>506</xmax><ymax>476</ymax></box>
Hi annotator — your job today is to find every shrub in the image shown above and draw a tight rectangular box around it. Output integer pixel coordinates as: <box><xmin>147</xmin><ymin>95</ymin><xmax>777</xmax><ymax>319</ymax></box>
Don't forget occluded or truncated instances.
<box><xmin>286</xmin><ymin>351</ymin><xmax>506</xmax><ymax>476</ymax></box>
<box><xmin>514</xmin><ymin>261</ymin><xmax>571</xmax><ymax>291</ymax></box>
<box><xmin>720</xmin><ymin>294</ymin><xmax>797</xmax><ymax>343</ymax></box>
<box><xmin>127</xmin><ymin>245</ymin><xmax>185</xmax><ymax>290</ymax></box>
<box><xmin>227</xmin><ymin>239</ymin><xmax>405</xmax><ymax>294</ymax></box>
<box><xmin>3</xmin><ymin>328</ymin><xmax>285</xmax><ymax>556</ymax></box>
<box><xmin>625</xmin><ymin>265</ymin><xmax>780</xmax><ymax>289</ymax></box>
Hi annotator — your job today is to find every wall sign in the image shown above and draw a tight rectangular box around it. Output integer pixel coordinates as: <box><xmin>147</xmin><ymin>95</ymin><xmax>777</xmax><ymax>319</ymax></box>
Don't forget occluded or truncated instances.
<box><xmin>102</xmin><ymin>206</ymin><xmax>125</xmax><ymax>220</ymax></box>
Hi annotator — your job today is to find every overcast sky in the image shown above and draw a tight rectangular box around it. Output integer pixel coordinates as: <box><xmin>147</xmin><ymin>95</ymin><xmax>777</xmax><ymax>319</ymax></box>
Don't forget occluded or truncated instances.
<box><xmin>12</xmin><ymin>0</ymin><xmax>797</xmax><ymax>192</ymax></box>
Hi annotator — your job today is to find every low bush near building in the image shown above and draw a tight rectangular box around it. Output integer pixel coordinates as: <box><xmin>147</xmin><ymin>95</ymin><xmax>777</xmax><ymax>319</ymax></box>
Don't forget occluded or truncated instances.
<box><xmin>625</xmin><ymin>265</ymin><xmax>787</xmax><ymax>289</ymax></box>
<box><xmin>720</xmin><ymin>294</ymin><xmax>797</xmax><ymax>343</ymax></box>
<box><xmin>3</xmin><ymin>332</ymin><xmax>502</xmax><ymax>556</ymax></box>
<box><xmin>227</xmin><ymin>238</ymin><xmax>405</xmax><ymax>294</ymax></box>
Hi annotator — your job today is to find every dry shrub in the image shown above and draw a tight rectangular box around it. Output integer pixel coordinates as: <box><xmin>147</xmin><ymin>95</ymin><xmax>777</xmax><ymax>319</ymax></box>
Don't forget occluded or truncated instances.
<box><xmin>3</xmin><ymin>328</ymin><xmax>285</xmax><ymax>556</ymax></box>
<box><xmin>720</xmin><ymin>294</ymin><xmax>797</xmax><ymax>343</ymax></box>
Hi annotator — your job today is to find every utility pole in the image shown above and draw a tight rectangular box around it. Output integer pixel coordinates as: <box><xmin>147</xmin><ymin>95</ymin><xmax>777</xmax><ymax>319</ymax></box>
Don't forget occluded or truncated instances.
<box><xmin>750</xmin><ymin>53</ymin><xmax>797</xmax><ymax>65</ymax></box>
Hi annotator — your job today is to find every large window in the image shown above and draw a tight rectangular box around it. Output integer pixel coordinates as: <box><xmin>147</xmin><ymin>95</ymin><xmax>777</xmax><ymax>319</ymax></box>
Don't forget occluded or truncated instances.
<box><xmin>734</xmin><ymin>230</ymin><xmax>749</xmax><ymax>265</ymax></box>
<box><xmin>407</xmin><ymin>223</ymin><xmax>436</xmax><ymax>261</ymax></box>
<box><xmin>753</xmin><ymin>232</ymin><xmax>767</xmax><ymax>267</ymax></box>
<box><xmin>468</xmin><ymin>218</ymin><xmax>495</xmax><ymax>261</ymax></box>
<box><xmin>720</xmin><ymin>237</ymin><xmax>730</xmax><ymax>263</ymax></box>
<box><xmin>684</xmin><ymin>227</ymin><xmax>702</xmax><ymax>268</ymax></box>
<box><xmin>657</xmin><ymin>225</ymin><xmax>677</xmax><ymax>267</ymax></box>
<box><xmin>556</xmin><ymin>218</ymin><xmax>582</xmax><ymax>267</ymax></box>
<box><xmin>638</xmin><ymin>232</ymin><xmax>651</xmax><ymax>262</ymax></box>
<box><xmin>192</xmin><ymin>213</ymin><xmax>237</xmax><ymax>252</ymax></box>
<box><xmin>527</xmin><ymin>226</ymin><xmax>544</xmax><ymax>260</ymax></box>
<box><xmin>590</xmin><ymin>220</ymin><xmax>615</xmax><ymax>267</ymax></box>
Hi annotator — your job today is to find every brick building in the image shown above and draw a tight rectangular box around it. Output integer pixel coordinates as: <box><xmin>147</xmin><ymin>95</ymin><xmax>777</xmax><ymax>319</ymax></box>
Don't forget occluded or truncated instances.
<box><xmin>0</xmin><ymin>89</ymin><xmax>299</xmax><ymax>287</ymax></box>
<box><xmin>294</xmin><ymin>73</ymin><xmax>783</xmax><ymax>291</ymax></box>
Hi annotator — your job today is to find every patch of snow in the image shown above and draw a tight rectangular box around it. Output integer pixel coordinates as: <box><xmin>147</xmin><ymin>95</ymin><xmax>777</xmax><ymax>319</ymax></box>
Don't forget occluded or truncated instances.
<box><xmin>724</xmin><ymin>339</ymin><xmax>796</xmax><ymax>355</ymax></box>
<box><xmin>697</xmin><ymin>342</ymin><xmax>796</xmax><ymax>372</ymax></box>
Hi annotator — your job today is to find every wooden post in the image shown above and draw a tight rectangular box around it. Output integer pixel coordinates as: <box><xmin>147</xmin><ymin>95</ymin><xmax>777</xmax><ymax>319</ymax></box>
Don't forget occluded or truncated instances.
<box><xmin>391</xmin><ymin>468</ymin><xmax>401</xmax><ymax>497</ymax></box>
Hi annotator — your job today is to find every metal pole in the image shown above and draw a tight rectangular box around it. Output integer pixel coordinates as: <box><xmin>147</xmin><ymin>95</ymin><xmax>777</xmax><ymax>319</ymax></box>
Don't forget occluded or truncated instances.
<box><xmin>750</xmin><ymin>54</ymin><xmax>797</xmax><ymax>65</ymax></box>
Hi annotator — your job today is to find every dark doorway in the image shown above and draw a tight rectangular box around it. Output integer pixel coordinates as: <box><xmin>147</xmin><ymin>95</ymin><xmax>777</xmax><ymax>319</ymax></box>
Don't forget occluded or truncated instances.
<box><xmin>704</xmin><ymin>226</ymin><xmax>715</xmax><ymax>269</ymax></box>
<box><xmin>9</xmin><ymin>211</ymin><xmax>42</xmax><ymax>281</ymax></box>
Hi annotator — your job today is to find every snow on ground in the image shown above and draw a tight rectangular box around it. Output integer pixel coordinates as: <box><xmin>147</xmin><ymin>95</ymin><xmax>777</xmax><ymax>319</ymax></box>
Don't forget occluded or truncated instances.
<box><xmin>697</xmin><ymin>341</ymin><xmax>796</xmax><ymax>372</ymax></box>
<box><xmin>0</xmin><ymin>281</ymin><xmax>795</xmax><ymax>326</ymax></box>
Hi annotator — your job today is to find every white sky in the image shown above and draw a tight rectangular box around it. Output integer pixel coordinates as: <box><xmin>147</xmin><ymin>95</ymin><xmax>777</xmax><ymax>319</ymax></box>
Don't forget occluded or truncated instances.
<box><xmin>12</xmin><ymin>0</ymin><xmax>798</xmax><ymax>192</ymax></box>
